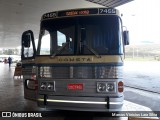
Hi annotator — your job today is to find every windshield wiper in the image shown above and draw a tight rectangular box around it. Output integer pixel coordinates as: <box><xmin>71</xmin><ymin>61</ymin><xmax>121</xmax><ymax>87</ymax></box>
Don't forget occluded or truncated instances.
<box><xmin>83</xmin><ymin>44</ymin><xmax>101</xmax><ymax>58</ymax></box>
<box><xmin>80</xmin><ymin>26</ymin><xmax>101</xmax><ymax>58</ymax></box>
<box><xmin>51</xmin><ymin>42</ymin><xmax>69</xmax><ymax>58</ymax></box>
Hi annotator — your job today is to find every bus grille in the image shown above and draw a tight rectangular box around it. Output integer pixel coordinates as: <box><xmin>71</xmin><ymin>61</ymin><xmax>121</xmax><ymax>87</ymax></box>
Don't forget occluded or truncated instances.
<box><xmin>39</xmin><ymin>66</ymin><xmax>122</xmax><ymax>79</ymax></box>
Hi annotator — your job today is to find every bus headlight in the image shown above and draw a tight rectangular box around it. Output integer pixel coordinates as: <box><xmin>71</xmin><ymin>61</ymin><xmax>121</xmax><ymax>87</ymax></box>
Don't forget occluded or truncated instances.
<box><xmin>40</xmin><ymin>82</ymin><xmax>47</xmax><ymax>90</ymax></box>
<box><xmin>47</xmin><ymin>83</ymin><xmax>54</xmax><ymax>90</ymax></box>
<box><xmin>97</xmin><ymin>83</ymin><xmax>107</xmax><ymax>92</ymax></box>
<box><xmin>107</xmin><ymin>83</ymin><xmax>114</xmax><ymax>91</ymax></box>
<box><xmin>97</xmin><ymin>82</ymin><xmax>115</xmax><ymax>93</ymax></box>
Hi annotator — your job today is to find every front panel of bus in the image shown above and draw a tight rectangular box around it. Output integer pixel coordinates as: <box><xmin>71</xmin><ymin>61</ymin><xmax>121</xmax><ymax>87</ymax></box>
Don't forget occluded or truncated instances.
<box><xmin>36</xmin><ymin>8</ymin><xmax>124</xmax><ymax>111</ymax></box>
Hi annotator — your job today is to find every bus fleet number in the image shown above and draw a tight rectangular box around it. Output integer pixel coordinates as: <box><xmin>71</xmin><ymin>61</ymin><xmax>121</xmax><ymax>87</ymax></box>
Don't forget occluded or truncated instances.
<box><xmin>99</xmin><ymin>8</ymin><xmax>116</xmax><ymax>14</ymax></box>
<box><xmin>43</xmin><ymin>12</ymin><xmax>57</xmax><ymax>19</ymax></box>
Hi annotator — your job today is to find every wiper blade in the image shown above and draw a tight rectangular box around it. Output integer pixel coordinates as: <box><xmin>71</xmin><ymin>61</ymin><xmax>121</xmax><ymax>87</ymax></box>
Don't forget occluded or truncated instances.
<box><xmin>84</xmin><ymin>44</ymin><xmax>101</xmax><ymax>58</ymax></box>
<box><xmin>80</xmin><ymin>27</ymin><xmax>101</xmax><ymax>58</ymax></box>
<box><xmin>51</xmin><ymin>42</ymin><xmax>69</xmax><ymax>58</ymax></box>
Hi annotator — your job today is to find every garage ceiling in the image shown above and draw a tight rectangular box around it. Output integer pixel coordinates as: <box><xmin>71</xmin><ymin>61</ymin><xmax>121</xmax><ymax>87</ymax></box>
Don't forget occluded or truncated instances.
<box><xmin>0</xmin><ymin>0</ymin><xmax>133</xmax><ymax>48</ymax></box>
<box><xmin>85</xmin><ymin>0</ymin><xmax>134</xmax><ymax>7</ymax></box>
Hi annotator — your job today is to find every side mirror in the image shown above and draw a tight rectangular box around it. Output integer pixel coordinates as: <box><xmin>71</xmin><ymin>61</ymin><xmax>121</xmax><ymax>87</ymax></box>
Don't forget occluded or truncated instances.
<box><xmin>123</xmin><ymin>30</ymin><xmax>129</xmax><ymax>45</ymax></box>
<box><xmin>22</xmin><ymin>30</ymin><xmax>34</xmax><ymax>47</ymax></box>
<box><xmin>21</xmin><ymin>30</ymin><xmax>36</xmax><ymax>60</ymax></box>
<box><xmin>22</xmin><ymin>34</ymin><xmax>31</xmax><ymax>47</ymax></box>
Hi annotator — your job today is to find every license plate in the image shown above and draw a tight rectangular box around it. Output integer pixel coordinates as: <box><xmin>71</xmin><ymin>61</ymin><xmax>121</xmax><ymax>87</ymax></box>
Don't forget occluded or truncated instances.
<box><xmin>68</xmin><ymin>84</ymin><xmax>83</xmax><ymax>90</ymax></box>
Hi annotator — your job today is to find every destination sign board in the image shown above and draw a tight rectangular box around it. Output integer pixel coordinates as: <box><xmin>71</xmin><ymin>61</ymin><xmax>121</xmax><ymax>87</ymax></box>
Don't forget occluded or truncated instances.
<box><xmin>42</xmin><ymin>8</ymin><xmax>117</xmax><ymax>20</ymax></box>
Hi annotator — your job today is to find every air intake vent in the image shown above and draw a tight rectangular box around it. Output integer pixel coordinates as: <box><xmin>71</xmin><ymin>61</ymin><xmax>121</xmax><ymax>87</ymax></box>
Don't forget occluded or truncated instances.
<box><xmin>39</xmin><ymin>66</ymin><xmax>122</xmax><ymax>79</ymax></box>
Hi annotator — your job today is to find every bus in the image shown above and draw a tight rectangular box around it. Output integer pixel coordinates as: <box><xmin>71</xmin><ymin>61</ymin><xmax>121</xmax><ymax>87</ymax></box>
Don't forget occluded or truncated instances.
<box><xmin>21</xmin><ymin>7</ymin><xmax>129</xmax><ymax>111</ymax></box>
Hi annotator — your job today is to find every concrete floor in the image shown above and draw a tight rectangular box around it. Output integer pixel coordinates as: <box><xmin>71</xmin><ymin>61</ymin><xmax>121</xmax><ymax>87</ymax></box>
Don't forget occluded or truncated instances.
<box><xmin>123</xmin><ymin>61</ymin><xmax>160</xmax><ymax>111</ymax></box>
<box><xmin>124</xmin><ymin>61</ymin><xmax>160</xmax><ymax>93</ymax></box>
<box><xmin>0</xmin><ymin>62</ymin><xmax>159</xmax><ymax>120</ymax></box>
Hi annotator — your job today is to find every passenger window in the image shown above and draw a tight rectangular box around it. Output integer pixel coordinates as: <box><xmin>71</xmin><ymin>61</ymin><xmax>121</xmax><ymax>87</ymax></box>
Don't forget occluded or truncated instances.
<box><xmin>40</xmin><ymin>30</ymin><xmax>51</xmax><ymax>55</ymax></box>
<box><xmin>57</xmin><ymin>31</ymin><xmax>73</xmax><ymax>55</ymax></box>
<box><xmin>57</xmin><ymin>31</ymin><xmax>66</xmax><ymax>47</ymax></box>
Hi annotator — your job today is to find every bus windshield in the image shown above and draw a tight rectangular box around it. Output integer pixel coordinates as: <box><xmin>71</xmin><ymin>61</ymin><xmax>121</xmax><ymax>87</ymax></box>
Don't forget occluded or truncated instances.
<box><xmin>38</xmin><ymin>15</ymin><xmax>123</xmax><ymax>56</ymax></box>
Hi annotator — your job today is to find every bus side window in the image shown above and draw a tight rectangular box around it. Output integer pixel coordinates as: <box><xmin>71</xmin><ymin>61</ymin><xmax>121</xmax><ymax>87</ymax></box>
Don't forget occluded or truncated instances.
<box><xmin>57</xmin><ymin>31</ymin><xmax>66</xmax><ymax>48</ymax></box>
<box><xmin>40</xmin><ymin>30</ymin><xmax>51</xmax><ymax>55</ymax></box>
<box><xmin>57</xmin><ymin>31</ymin><xmax>73</xmax><ymax>54</ymax></box>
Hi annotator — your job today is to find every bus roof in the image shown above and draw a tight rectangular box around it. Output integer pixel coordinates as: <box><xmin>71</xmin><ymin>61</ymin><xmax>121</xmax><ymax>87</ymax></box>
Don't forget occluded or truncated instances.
<box><xmin>41</xmin><ymin>7</ymin><xmax>120</xmax><ymax>21</ymax></box>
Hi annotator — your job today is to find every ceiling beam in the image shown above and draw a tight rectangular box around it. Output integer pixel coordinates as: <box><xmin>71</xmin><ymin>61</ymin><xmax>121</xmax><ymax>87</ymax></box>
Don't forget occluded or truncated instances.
<box><xmin>85</xmin><ymin>0</ymin><xmax>134</xmax><ymax>7</ymax></box>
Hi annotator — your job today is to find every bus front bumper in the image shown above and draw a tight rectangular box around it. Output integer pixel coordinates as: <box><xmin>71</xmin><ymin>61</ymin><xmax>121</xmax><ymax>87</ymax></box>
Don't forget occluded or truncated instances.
<box><xmin>37</xmin><ymin>95</ymin><xmax>124</xmax><ymax>111</ymax></box>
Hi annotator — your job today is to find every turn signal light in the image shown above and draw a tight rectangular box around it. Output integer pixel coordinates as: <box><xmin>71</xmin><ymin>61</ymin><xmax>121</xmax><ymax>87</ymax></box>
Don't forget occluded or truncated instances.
<box><xmin>118</xmin><ymin>81</ymin><xmax>123</xmax><ymax>92</ymax></box>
